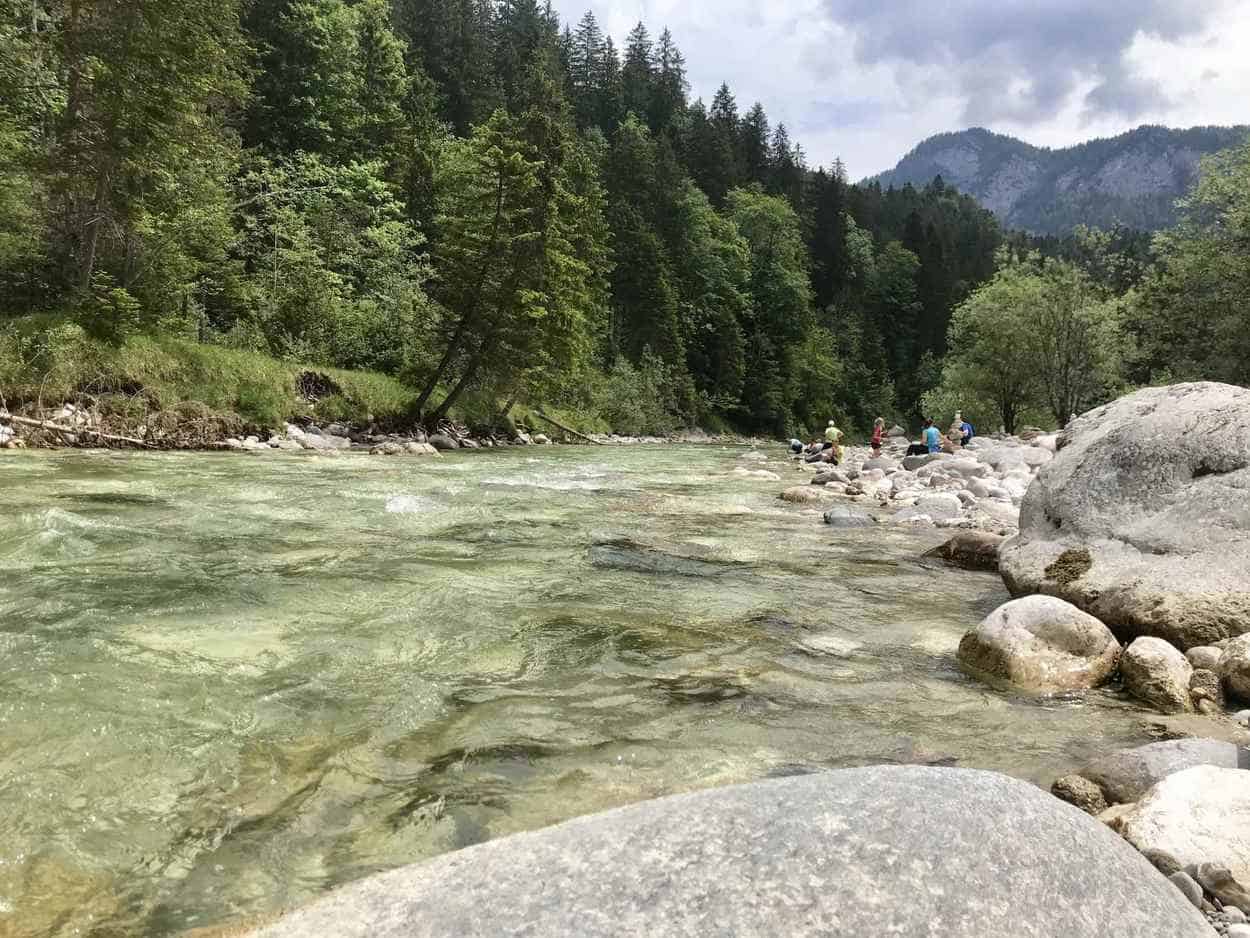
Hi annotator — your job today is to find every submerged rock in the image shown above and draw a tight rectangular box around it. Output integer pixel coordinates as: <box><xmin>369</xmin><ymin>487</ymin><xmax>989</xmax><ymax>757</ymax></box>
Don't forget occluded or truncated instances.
<box><xmin>930</xmin><ymin>531</ymin><xmax>1004</xmax><ymax>571</ymax></box>
<box><xmin>245</xmin><ymin>766</ymin><xmax>1212</xmax><ymax>938</ymax></box>
<box><xmin>957</xmin><ymin>595</ymin><xmax>1121</xmax><ymax>694</ymax></box>
<box><xmin>588</xmin><ymin>537</ymin><xmax>745</xmax><ymax>578</ymax></box>
<box><xmin>822</xmin><ymin>505</ymin><xmax>875</xmax><ymax>528</ymax></box>
<box><xmin>1000</xmin><ymin>382</ymin><xmax>1250</xmax><ymax>650</ymax></box>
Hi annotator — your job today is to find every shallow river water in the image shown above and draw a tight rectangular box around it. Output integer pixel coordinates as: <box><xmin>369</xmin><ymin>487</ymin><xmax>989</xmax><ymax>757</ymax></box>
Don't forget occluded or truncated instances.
<box><xmin>0</xmin><ymin>445</ymin><xmax>1166</xmax><ymax>936</ymax></box>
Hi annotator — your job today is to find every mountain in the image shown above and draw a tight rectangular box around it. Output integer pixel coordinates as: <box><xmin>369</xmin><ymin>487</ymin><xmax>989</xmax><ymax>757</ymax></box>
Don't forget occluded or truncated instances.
<box><xmin>871</xmin><ymin>125</ymin><xmax>1248</xmax><ymax>234</ymax></box>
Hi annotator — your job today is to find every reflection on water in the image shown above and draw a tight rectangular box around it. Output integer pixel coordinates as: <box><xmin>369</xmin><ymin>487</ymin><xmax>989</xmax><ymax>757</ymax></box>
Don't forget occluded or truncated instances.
<box><xmin>0</xmin><ymin>446</ymin><xmax>1158</xmax><ymax>936</ymax></box>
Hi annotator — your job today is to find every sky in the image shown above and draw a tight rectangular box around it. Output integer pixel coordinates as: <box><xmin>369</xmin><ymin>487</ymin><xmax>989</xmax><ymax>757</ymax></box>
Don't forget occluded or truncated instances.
<box><xmin>550</xmin><ymin>0</ymin><xmax>1250</xmax><ymax>178</ymax></box>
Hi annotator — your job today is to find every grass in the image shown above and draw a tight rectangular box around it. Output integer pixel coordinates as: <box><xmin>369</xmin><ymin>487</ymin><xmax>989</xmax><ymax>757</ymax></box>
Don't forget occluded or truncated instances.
<box><xmin>0</xmin><ymin>317</ymin><xmax>417</xmax><ymax>429</ymax></box>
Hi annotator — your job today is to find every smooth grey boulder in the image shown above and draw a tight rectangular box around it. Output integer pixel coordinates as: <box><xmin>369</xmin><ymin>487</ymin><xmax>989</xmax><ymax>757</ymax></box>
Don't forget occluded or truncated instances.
<box><xmin>1074</xmin><ymin>738</ymin><xmax>1244</xmax><ymax>805</ymax></box>
<box><xmin>427</xmin><ymin>433</ymin><xmax>459</xmax><ymax>451</ymax></box>
<box><xmin>1000</xmin><ymin>382</ymin><xmax>1250</xmax><ymax>650</ymax></box>
<box><xmin>957</xmin><ymin>595</ymin><xmax>1121</xmax><ymax>693</ymax></box>
<box><xmin>1121</xmin><ymin>765</ymin><xmax>1250</xmax><ymax>883</ymax></box>
<box><xmin>247</xmin><ymin>766</ymin><xmax>1212</xmax><ymax>938</ymax></box>
<box><xmin>1120</xmin><ymin>637</ymin><xmax>1194</xmax><ymax>714</ymax></box>
<box><xmin>823</xmin><ymin>505</ymin><xmax>875</xmax><ymax>528</ymax></box>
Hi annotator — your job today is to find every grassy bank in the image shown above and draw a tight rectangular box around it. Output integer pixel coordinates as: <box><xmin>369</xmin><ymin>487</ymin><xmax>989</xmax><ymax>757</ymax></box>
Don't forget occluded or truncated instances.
<box><xmin>0</xmin><ymin>318</ymin><xmax>418</xmax><ymax>433</ymax></box>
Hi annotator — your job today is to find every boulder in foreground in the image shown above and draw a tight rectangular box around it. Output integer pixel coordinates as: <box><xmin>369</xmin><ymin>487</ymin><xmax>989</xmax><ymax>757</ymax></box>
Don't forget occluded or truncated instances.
<box><xmin>957</xmin><ymin>595</ymin><xmax>1121</xmax><ymax>693</ymax></box>
<box><xmin>1000</xmin><ymin>382</ymin><xmax>1250</xmax><ymax>650</ymax></box>
<box><xmin>247</xmin><ymin>766</ymin><xmax>1211</xmax><ymax>938</ymax></box>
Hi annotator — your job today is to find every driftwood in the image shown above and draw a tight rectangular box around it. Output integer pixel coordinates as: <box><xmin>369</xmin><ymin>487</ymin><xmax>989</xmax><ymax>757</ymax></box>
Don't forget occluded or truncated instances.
<box><xmin>4</xmin><ymin>414</ymin><xmax>154</xmax><ymax>448</ymax></box>
<box><xmin>533</xmin><ymin>411</ymin><xmax>606</xmax><ymax>445</ymax></box>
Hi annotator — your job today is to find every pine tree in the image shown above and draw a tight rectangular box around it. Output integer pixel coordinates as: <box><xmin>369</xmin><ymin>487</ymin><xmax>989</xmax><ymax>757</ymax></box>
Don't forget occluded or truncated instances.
<box><xmin>649</xmin><ymin>28</ymin><xmax>688</xmax><ymax>135</ymax></box>
<box><xmin>740</xmin><ymin>103</ymin><xmax>771</xmax><ymax>187</ymax></box>
<box><xmin>620</xmin><ymin>22</ymin><xmax>654</xmax><ymax>122</ymax></box>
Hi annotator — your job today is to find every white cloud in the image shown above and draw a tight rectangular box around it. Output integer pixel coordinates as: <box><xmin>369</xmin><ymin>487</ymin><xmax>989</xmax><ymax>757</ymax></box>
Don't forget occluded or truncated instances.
<box><xmin>551</xmin><ymin>0</ymin><xmax>1250</xmax><ymax>178</ymax></box>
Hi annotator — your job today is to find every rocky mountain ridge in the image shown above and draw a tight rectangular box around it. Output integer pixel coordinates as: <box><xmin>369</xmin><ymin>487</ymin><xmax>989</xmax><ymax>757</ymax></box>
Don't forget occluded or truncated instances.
<box><xmin>872</xmin><ymin>124</ymin><xmax>1248</xmax><ymax>234</ymax></box>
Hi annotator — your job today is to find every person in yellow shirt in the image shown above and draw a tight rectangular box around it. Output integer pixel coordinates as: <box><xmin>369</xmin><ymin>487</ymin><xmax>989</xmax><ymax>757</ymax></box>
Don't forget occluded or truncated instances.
<box><xmin>823</xmin><ymin>419</ymin><xmax>844</xmax><ymax>465</ymax></box>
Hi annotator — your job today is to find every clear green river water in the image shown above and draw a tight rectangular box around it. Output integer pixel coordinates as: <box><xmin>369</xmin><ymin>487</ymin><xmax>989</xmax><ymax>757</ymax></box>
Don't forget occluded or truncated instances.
<box><xmin>0</xmin><ymin>445</ymin><xmax>1163</xmax><ymax>937</ymax></box>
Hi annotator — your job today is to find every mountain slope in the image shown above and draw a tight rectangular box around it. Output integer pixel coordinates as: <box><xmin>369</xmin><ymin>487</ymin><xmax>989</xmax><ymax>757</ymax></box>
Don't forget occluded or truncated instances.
<box><xmin>872</xmin><ymin>125</ymin><xmax>1248</xmax><ymax>234</ymax></box>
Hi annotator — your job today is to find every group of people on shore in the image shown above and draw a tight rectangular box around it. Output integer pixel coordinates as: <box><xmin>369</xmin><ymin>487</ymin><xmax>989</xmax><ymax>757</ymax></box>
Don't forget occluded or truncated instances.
<box><xmin>905</xmin><ymin>412</ymin><xmax>974</xmax><ymax>456</ymax></box>
<box><xmin>790</xmin><ymin>413</ymin><xmax>974</xmax><ymax>466</ymax></box>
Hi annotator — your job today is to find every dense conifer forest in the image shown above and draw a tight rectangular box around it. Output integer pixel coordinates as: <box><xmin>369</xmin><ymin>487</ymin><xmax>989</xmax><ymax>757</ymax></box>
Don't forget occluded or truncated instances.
<box><xmin>1</xmin><ymin>1</ymin><xmax>1247</xmax><ymax>435</ymax></box>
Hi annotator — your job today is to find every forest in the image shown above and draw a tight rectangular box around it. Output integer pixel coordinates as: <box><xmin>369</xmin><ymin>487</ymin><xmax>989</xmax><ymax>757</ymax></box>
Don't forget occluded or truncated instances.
<box><xmin>1</xmin><ymin>0</ymin><xmax>1247</xmax><ymax>438</ymax></box>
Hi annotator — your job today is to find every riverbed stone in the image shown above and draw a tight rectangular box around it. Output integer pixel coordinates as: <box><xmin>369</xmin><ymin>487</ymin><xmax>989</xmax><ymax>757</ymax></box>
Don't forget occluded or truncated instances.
<box><xmin>1196</xmin><ymin>863</ymin><xmax>1250</xmax><ymax>916</ymax></box>
<box><xmin>779</xmin><ymin>486</ymin><xmax>825</xmax><ymax>504</ymax></box>
<box><xmin>1121</xmin><ymin>637</ymin><xmax>1194</xmax><ymax>713</ymax></box>
<box><xmin>1120</xmin><ymin>765</ymin><xmax>1250</xmax><ymax>883</ymax></box>
<box><xmin>1187</xmin><ymin>646</ymin><xmax>1225</xmax><ymax>672</ymax></box>
<box><xmin>957</xmin><ymin>595</ymin><xmax>1121</xmax><ymax>693</ymax></box>
<box><xmin>1223</xmin><ymin>635</ymin><xmax>1250</xmax><ymax>703</ymax></box>
<box><xmin>999</xmin><ymin>382</ymin><xmax>1250</xmax><ymax>650</ymax></box>
<box><xmin>823</xmin><ymin>505</ymin><xmax>875</xmax><ymax>528</ymax></box>
<box><xmin>1190</xmin><ymin>668</ymin><xmax>1226</xmax><ymax>713</ymax></box>
<box><xmin>1074</xmin><ymin>738</ymin><xmax>1244</xmax><ymax>805</ymax></box>
<box><xmin>1051</xmin><ymin>773</ymin><xmax>1107</xmax><ymax>815</ymax></box>
<box><xmin>428</xmin><ymin>433</ymin><xmax>459</xmax><ymax>451</ymax></box>
<box><xmin>246</xmin><ymin>766</ymin><xmax>1212</xmax><ymax>938</ymax></box>
<box><xmin>1169</xmin><ymin>871</ymin><xmax>1205</xmax><ymax>909</ymax></box>
<box><xmin>931</xmin><ymin>531</ymin><xmax>1004</xmax><ymax>572</ymax></box>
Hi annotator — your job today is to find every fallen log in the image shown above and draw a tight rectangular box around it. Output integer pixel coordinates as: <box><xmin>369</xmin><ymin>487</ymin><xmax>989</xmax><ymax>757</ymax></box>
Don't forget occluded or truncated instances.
<box><xmin>533</xmin><ymin>411</ymin><xmax>606</xmax><ymax>445</ymax></box>
<box><xmin>3</xmin><ymin>414</ymin><xmax>154</xmax><ymax>448</ymax></box>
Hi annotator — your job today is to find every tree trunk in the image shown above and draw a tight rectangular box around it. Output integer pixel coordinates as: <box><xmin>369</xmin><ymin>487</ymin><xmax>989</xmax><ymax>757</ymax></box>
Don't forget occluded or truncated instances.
<box><xmin>428</xmin><ymin>347</ymin><xmax>485</xmax><ymax>423</ymax></box>
<box><xmin>413</xmin><ymin>167</ymin><xmax>508</xmax><ymax>416</ymax></box>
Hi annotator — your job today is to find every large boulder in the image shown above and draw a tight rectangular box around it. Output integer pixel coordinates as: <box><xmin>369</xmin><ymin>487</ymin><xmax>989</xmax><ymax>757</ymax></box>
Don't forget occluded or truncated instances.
<box><xmin>1120</xmin><ymin>765</ymin><xmax>1250</xmax><ymax>883</ymax></box>
<box><xmin>999</xmin><ymin>382</ymin><xmax>1250</xmax><ymax>650</ymax></box>
<box><xmin>1224</xmin><ymin>635</ymin><xmax>1250</xmax><ymax>703</ymax></box>
<box><xmin>1120</xmin><ymin>637</ymin><xmax>1194</xmax><ymax>714</ymax></box>
<box><xmin>957</xmin><ymin>595</ymin><xmax>1122</xmax><ymax>693</ymax></box>
<box><xmin>1073</xmin><ymin>738</ymin><xmax>1245</xmax><ymax>805</ymax></box>
<box><xmin>246</xmin><ymin>766</ymin><xmax>1212</xmax><ymax>938</ymax></box>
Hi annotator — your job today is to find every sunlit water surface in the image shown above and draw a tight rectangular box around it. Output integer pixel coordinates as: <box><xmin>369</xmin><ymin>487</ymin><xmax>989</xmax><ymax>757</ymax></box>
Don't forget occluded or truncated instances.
<box><xmin>0</xmin><ymin>446</ymin><xmax>1163</xmax><ymax>936</ymax></box>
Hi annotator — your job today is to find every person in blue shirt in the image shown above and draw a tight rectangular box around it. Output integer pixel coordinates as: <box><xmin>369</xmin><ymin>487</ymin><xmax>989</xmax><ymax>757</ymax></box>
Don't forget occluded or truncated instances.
<box><xmin>923</xmin><ymin>419</ymin><xmax>941</xmax><ymax>454</ymax></box>
<box><xmin>960</xmin><ymin>418</ymin><xmax>974</xmax><ymax>446</ymax></box>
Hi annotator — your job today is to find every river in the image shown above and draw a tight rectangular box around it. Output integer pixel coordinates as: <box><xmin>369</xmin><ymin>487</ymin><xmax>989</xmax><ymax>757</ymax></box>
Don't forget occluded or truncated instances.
<box><xmin>0</xmin><ymin>445</ymin><xmax>1163</xmax><ymax>936</ymax></box>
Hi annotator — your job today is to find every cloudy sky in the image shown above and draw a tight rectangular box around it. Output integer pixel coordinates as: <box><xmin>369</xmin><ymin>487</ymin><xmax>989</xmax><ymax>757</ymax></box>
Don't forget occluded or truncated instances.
<box><xmin>550</xmin><ymin>0</ymin><xmax>1250</xmax><ymax>178</ymax></box>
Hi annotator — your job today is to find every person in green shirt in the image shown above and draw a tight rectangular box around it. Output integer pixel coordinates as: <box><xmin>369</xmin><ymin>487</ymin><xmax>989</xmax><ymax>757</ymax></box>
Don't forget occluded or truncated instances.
<box><xmin>824</xmin><ymin>420</ymin><xmax>844</xmax><ymax>464</ymax></box>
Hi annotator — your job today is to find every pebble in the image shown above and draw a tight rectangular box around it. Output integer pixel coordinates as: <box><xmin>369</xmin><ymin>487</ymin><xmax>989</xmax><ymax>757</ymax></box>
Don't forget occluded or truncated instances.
<box><xmin>1225</xmin><ymin>924</ymin><xmax>1250</xmax><ymax>938</ymax></box>
<box><xmin>1169</xmin><ymin>871</ymin><xmax>1204</xmax><ymax>909</ymax></box>
<box><xmin>1229</xmin><ymin>908</ymin><xmax>1248</xmax><ymax>925</ymax></box>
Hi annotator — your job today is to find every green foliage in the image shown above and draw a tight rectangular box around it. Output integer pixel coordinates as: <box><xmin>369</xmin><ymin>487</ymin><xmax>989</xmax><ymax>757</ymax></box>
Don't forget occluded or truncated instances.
<box><xmin>216</xmin><ymin>153</ymin><xmax>432</xmax><ymax>372</ymax></box>
<box><xmin>925</xmin><ymin>253</ymin><xmax>1127</xmax><ymax>432</ymax></box>
<box><xmin>587</xmin><ymin>354</ymin><xmax>681</xmax><ymax>435</ymax></box>
<box><xmin>0</xmin><ymin>317</ymin><xmax>415</xmax><ymax>423</ymax></box>
<box><xmin>1133</xmin><ymin>135</ymin><xmax>1250</xmax><ymax>386</ymax></box>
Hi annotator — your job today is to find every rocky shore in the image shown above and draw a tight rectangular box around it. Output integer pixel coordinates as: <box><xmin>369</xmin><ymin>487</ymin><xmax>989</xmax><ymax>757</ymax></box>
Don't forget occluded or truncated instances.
<box><xmin>0</xmin><ymin>404</ymin><xmax>759</xmax><ymax>453</ymax></box>
<box><xmin>779</xmin><ymin>381</ymin><xmax>1250</xmax><ymax>936</ymax></box>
